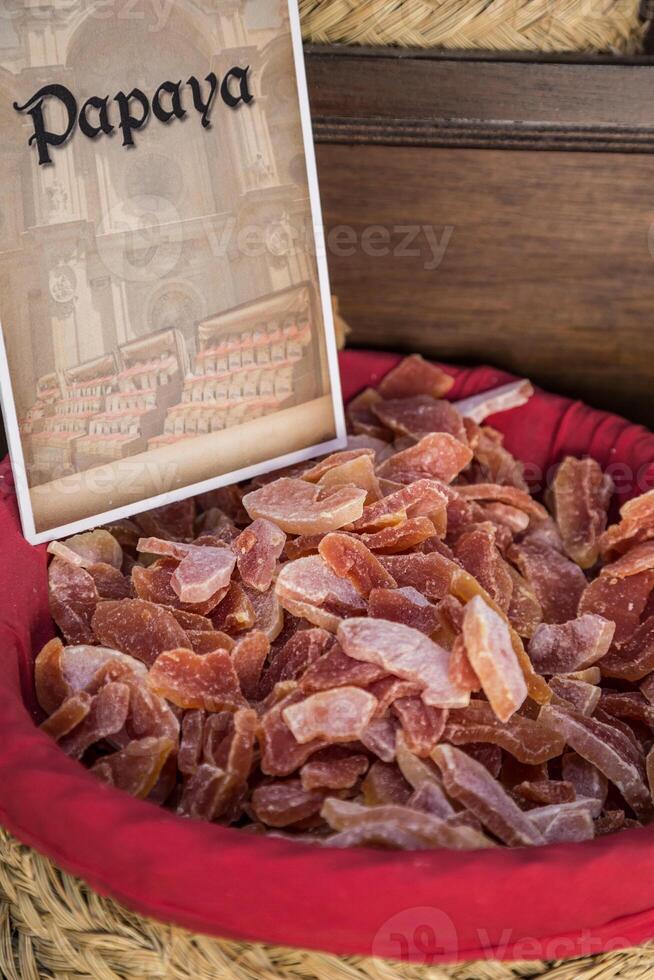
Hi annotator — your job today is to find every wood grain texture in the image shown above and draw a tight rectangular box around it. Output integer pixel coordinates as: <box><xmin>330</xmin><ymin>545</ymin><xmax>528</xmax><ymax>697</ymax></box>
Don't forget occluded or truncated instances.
<box><xmin>314</xmin><ymin>141</ymin><xmax>654</xmax><ymax>426</ymax></box>
<box><xmin>306</xmin><ymin>45</ymin><xmax>654</xmax><ymax>153</ymax></box>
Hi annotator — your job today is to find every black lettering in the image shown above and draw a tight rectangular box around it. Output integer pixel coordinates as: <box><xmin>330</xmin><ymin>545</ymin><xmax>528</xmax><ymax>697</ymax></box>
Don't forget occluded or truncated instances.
<box><xmin>187</xmin><ymin>72</ymin><xmax>218</xmax><ymax>128</ymax></box>
<box><xmin>114</xmin><ymin>87</ymin><xmax>150</xmax><ymax>147</ymax></box>
<box><xmin>220</xmin><ymin>65</ymin><xmax>253</xmax><ymax>109</ymax></box>
<box><xmin>79</xmin><ymin>96</ymin><xmax>113</xmax><ymax>139</ymax></box>
<box><xmin>13</xmin><ymin>83</ymin><xmax>77</xmax><ymax>166</ymax></box>
<box><xmin>152</xmin><ymin>80</ymin><xmax>186</xmax><ymax>124</ymax></box>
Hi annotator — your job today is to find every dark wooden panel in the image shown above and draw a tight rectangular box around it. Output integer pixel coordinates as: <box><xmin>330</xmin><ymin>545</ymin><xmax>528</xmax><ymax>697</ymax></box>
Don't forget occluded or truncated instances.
<box><xmin>314</xmin><ymin>141</ymin><xmax>654</xmax><ymax>426</ymax></box>
<box><xmin>306</xmin><ymin>45</ymin><xmax>654</xmax><ymax>152</ymax></box>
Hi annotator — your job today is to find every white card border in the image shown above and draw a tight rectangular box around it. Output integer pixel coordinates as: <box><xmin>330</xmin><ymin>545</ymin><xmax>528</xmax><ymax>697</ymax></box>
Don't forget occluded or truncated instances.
<box><xmin>0</xmin><ymin>0</ymin><xmax>347</xmax><ymax>546</ymax></box>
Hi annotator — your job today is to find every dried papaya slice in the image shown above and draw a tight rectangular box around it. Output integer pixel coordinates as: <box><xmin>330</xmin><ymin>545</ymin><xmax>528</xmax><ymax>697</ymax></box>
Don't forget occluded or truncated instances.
<box><xmin>561</xmin><ymin>751</ymin><xmax>608</xmax><ymax>806</ymax></box>
<box><xmin>318</xmin><ymin>532</ymin><xmax>396</xmax><ymax>597</ymax></box>
<box><xmin>132</xmin><ymin>560</ymin><xmax>227</xmax><ymax>616</ymax></box>
<box><xmin>431</xmin><ymin>744</ymin><xmax>544</xmax><ymax>846</ymax></box>
<box><xmin>187</xmin><ymin>630</ymin><xmax>234</xmax><ymax>655</ymax></box>
<box><xmin>392</xmin><ymin>696</ymin><xmax>447</xmax><ymax>757</ymax></box>
<box><xmin>377</xmin><ymin>433</ymin><xmax>472</xmax><ymax>485</ymax></box>
<box><xmin>170</xmin><ymin>546</ymin><xmax>236</xmax><ymax>604</ymax></box>
<box><xmin>92</xmin><ymin>598</ymin><xmax>190</xmax><ymax>667</ymax></box>
<box><xmin>149</xmin><ymin>648</ymin><xmax>246</xmax><ymax>712</ymax></box>
<box><xmin>49</xmin><ymin>557</ymin><xmax>98</xmax><ymax>645</ymax></box>
<box><xmin>318</xmin><ymin>454</ymin><xmax>382</xmax><ymax>504</ymax></box>
<box><xmin>347</xmin><ymin>479</ymin><xmax>449</xmax><ymax>534</ymax></box>
<box><xmin>454</xmin><ymin>526</ymin><xmax>513</xmax><ymax>613</ymax></box>
<box><xmin>454</xmin><ymin>380</ymin><xmax>533</xmax><ymax>424</ymax></box>
<box><xmin>551</xmin><ymin>457</ymin><xmax>612</xmax><ymax>569</ymax></box>
<box><xmin>210</xmin><ymin>582</ymin><xmax>255</xmax><ymax>635</ymax></box>
<box><xmin>338</xmin><ymin>617</ymin><xmax>470</xmax><ymax>708</ymax></box>
<box><xmin>456</xmin><ymin>484</ymin><xmax>547</xmax><ymax>521</ymax></box>
<box><xmin>550</xmin><ymin>676</ymin><xmax>601</xmax><ymax>716</ymax></box>
<box><xmin>528</xmin><ymin>614</ymin><xmax>615</xmax><ymax>674</ymax></box>
<box><xmin>259</xmin><ymin>691</ymin><xmax>326</xmax><ymax>776</ymax></box>
<box><xmin>282</xmin><ymin>686</ymin><xmax>378</xmax><ymax>744</ymax></box>
<box><xmin>60</xmin><ymin>644</ymin><xmax>147</xmax><ymax>696</ymax></box>
<box><xmin>599</xmin><ymin>617</ymin><xmax>654</xmax><ymax>681</ymax></box>
<box><xmin>539</xmin><ymin>704</ymin><xmax>652</xmax><ymax>819</ymax></box>
<box><xmin>448</xmin><ymin>635</ymin><xmax>481</xmax><ymax>694</ymax></box>
<box><xmin>300</xmin><ymin>750</ymin><xmax>369</xmax><ymax>791</ymax></box>
<box><xmin>234</xmin><ymin>518</ymin><xmax>285</xmax><ymax>592</ymax></box>
<box><xmin>40</xmin><ymin>692</ymin><xmax>92</xmax><ymax>740</ymax></box>
<box><xmin>346</xmin><ymin>387</ymin><xmax>391</xmax><ymax>441</ymax></box>
<box><xmin>598</xmin><ymin>690</ymin><xmax>654</xmax><ymax>729</ymax></box>
<box><xmin>444</xmin><ymin>700</ymin><xmax>565</xmax><ymax>765</ymax></box>
<box><xmin>514</xmin><ymin>779</ymin><xmax>575</xmax><ymax>806</ymax></box>
<box><xmin>35</xmin><ymin>637</ymin><xmax>70</xmax><ymax>714</ymax></box>
<box><xmin>231</xmin><ymin>630</ymin><xmax>269</xmax><ymax>700</ymax></box>
<box><xmin>177</xmin><ymin>763</ymin><xmax>241</xmax><ymax>822</ymax></box>
<box><xmin>91</xmin><ymin>736</ymin><xmax>175</xmax><ymax>799</ymax></box>
<box><xmin>243</xmin><ymin>477</ymin><xmax>367</xmax><ymax>535</ymax></box>
<box><xmin>372</xmin><ymin>395</ymin><xmax>467</xmax><ymax>443</ymax></box>
<box><xmin>378</xmin><ymin>551</ymin><xmax>457</xmax><ymax>602</ymax></box>
<box><xmin>259</xmin><ymin>628</ymin><xmax>332</xmax><ymax>698</ymax></box>
<box><xmin>48</xmin><ymin>529</ymin><xmax>123</xmax><ymax>569</ymax></box>
<box><xmin>367</xmin><ymin>676</ymin><xmax>423</xmax><ymax>716</ymax></box>
<box><xmin>508</xmin><ymin>542</ymin><xmax>587</xmax><ymax>625</ymax></box>
<box><xmin>359</xmin><ymin>715</ymin><xmax>398</xmax><ymax>762</ymax></box>
<box><xmin>243</xmin><ymin>584</ymin><xmax>284</xmax><ymax>642</ymax></box>
<box><xmin>362</xmin><ymin>760</ymin><xmax>412</xmax><ymax>805</ymax></box>
<box><xmin>299</xmin><ymin>642</ymin><xmax>387</xmax><ymax>694</ymax></box>
<box><xmin>461</xmin><ymin>595</ymin><xmax>527</xmax><ymax>722</ymax></box>
<box><xmin>506</xmin><ymin>566</ymin><xmax>542</xmax><ymax>639</ymax></box>
<box><xmin>59</xmin><ymin>681</ymin><xmax>130</xmax><ymax>759</ymax></box>
<box><xmin>599</xmin><ymin>489</ymin><xmax>654</xmax><ymax>560</ymax></box>
<box><xmin>579</xmin><ymin>570</ymin><xmax>654</xmax><ymax>644</ymax></box>
<box><xmin>368</xmin><ymin>586</ymin><xmax>440</xmax><ymax>635</ymax></box>
<box><xmin>377</xmin><ymin>355</ymin><xmax>454</xmax><ymax>400</ymax></box>
<box><xmin>321</xmin><ymin>797</ymin><xmax>493</xmax><ymax>849</ymax></box>
<box><xmin>275</xmin><ymin>556</ymin><xmax>367</xmax><ymax>632</ymax></box>
<box><xmin>135</xmin><ymin>500</ymin><xmax>195</xmax><ymax>541</ymax></box>
<box><xmin>251</xmin><ymin>780</ymin><xmax>326</xmax><ymax>828</ymax></box>
<box><xmin>179</xmin><ymin>710</ymin><xmax>205</xmax><ymax>775</ymax></box>
<box><xmin>527</xmin><ymin>801</ymin><xmax>595</xmax><ymax>843</ymax></box>
<box><xmin>600</xmin><ymin>541</ymin><xmax>654</xmax><ymax>579</ymax></box>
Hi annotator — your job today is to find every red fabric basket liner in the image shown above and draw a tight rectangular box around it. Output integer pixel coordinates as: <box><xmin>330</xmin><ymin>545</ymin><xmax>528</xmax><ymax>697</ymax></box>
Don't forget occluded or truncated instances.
<box><xmin>1</xmin><ymin>349</ymin><xmax>654</xmax><ymax>965</ymax></box>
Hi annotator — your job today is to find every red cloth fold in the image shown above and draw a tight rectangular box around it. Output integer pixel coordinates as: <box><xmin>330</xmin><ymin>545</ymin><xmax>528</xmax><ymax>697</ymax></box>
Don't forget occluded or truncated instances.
<box><xmin>2</xmin><ymin>350</ymin><xmax>654</xmax><ymax>964</ymax></box>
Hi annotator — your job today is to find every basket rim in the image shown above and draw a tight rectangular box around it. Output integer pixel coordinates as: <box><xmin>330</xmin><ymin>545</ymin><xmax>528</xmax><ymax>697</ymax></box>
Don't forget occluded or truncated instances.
<box><xmin>2</xmin><ymin>349</ymin><xmax>654</xmax><ymax>965</ymax></box>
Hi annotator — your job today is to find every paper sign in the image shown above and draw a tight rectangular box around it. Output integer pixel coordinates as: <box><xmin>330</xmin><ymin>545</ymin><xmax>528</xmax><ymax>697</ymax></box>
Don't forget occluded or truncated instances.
<box><xmin>0</xmin><ymin>0</ymin><xmax>345</xmax><ymax>544</ymax></box>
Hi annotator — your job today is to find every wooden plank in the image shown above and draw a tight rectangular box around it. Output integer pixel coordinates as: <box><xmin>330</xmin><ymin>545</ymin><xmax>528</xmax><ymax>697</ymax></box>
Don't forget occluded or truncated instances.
<box><xmin>306</xmin><ymin>45</ymin><xmax>654</xmax><ymax>152</ymax></box>
<box><xmin>314</xmin><ymin>141</ymin><xmax>654</xmax><ymax>426</ymax></box>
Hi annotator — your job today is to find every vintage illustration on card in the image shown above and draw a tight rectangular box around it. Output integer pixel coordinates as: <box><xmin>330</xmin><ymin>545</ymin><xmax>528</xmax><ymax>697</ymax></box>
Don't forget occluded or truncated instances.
<box><xmin>0</xmin><ymin>0</ymin><xmax>344</xmax><ymax>543</ymax></box>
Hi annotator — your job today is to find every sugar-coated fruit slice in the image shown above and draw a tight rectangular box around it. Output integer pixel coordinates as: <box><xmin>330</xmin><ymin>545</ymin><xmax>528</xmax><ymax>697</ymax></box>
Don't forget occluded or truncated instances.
<box><xmin>431</xmin><ymin>745</ymin><xmax>545</xmax><ymax>846</ymax></box>
<box><xmin>528</xmin><ymin>614</ymin><xmax>615</xmax><ymax>674</ymax></box>
<box><xmin>377</xmin><ymin>355</ymin><xmax>454</xmax><ymax>400</ymax></box>
<box><xmin>242</xmin><ymin>477</ymin><xmax>367</xmax><ymax>534</ymax></box>
<box><xmin>461</xmin><ymin>595</ymin><xmax>527</xmax><ymax>722</ymax></box>
<box><xmin>377</xmin><ymin>433</ymin><xmax>472</xmax><ymax>485</ymax></box>
<box><xmin>149</xmin><ymin>648</ymin><xmax>246</xmax><ymax>712</ymax></box>
<box><xmin>233</xmin><ymin>518</ymin><xmax>286</xmax><ymax>591</ymax></box>
<box><xmin>92</xmin><ymin>598</ymin><xmax>190</xmax><ymax>667</ymax></box>
<box><xmin>551</xmin><ymin>457</ymin><xmax>612</xmax><ymax>569</ymax></box>
<box><xmin>282</xmin><ymin>686</ymin><xmax>378</xmax><ymax>743</ymax></box>
<box><xmin>338</xmin><ymin>617</ymin><xmax>470</xmax><ymax>708</ymax></box>
<box><xmin>318</xmin><ymin>532</ymin><xmax>396</xmax><ymax>597</ymax></box>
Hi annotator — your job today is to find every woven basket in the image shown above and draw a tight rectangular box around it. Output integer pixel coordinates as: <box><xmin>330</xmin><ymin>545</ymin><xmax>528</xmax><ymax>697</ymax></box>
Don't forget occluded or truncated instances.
<box><xmin>1</xmin><ymin>827</ymin><xmax>653</xmax><ymax>980</ymax></box>
<box><xmin>299</xmin><ymin>0</ymin><xmax>649</xmax><ymax>53</ymax></box>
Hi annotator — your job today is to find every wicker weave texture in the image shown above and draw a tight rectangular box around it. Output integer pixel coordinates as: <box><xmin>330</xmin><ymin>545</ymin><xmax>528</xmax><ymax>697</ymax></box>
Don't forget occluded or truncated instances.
<box><xmin>299</xmin><ymin>0</ymin><xmax>648</xmax><ymax>53</ymax></box>
<box><xmin>1</xmin><ymin>828</ymin><xmax>654</xmax><ymax>980</ymax></box>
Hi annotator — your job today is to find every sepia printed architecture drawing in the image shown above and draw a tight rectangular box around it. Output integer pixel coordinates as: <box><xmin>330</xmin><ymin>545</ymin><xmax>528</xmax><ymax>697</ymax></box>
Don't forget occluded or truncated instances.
<box><xmin>0</xmin><ymin>0</ymin><xmax>342</xmax><ymax>539</ymax></box>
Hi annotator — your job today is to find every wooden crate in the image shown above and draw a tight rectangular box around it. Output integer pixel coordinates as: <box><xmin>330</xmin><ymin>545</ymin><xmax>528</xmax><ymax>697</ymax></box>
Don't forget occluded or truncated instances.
<box><xmin>306</xmin><ymin>45</ymin><xmax>654</xmax><ymax>427</ymax></box>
